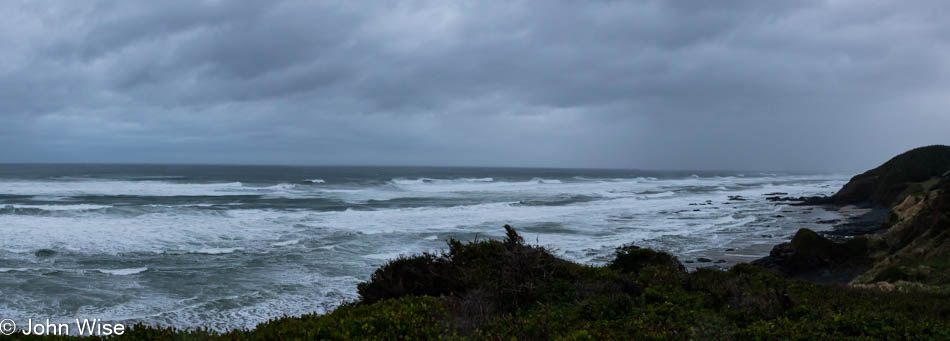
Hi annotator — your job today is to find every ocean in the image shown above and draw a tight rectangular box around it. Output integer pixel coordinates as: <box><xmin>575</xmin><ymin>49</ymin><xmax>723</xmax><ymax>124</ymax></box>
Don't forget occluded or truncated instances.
<box><xmin>0</xmin><ymin>164</ymin><xmax>847</xmax><ymax>331</ymax></box>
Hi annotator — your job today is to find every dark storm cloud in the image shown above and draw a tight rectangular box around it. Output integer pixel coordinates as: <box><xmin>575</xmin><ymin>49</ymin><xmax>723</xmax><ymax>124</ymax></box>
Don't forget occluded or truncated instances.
<box><xmin>1</xmin><ymin>0</ymin><xmax>948</xmax><ymax>171</ymax></box>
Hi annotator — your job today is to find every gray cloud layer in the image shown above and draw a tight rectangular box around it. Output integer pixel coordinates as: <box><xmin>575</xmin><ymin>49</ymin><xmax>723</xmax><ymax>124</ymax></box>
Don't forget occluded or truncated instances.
<box><xmin>2</xmin><ymin>0</ymin><xmax>948</xmax><ymax>171</ymax></box>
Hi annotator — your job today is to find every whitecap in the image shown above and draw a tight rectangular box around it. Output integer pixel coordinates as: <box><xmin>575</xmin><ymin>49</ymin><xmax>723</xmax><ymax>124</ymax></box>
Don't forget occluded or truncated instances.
<box><xmin>0</xmin><ymin>180</ymin><xmax>245</xmax><ymax>197</ymax></box>
<box><xmin>391</xmin><ymin>177</ymin><xmax>494</xmax><ymax>186</ymax></box>
<box><xmin>390</xmin><ymin>178</ymin><xmax>433</xmax><ymax>185</ymax></box>
<box><xmin>364</xmin><ymin>251</ymin><xmax>408</xmax><ymax>260</ymax></box>
<box><xmin>529</xmin><ymin>177</ymin><xmax>562</xmax><ymax>184</ymax></box>
<box><xmin>96</xmin><ymin>267</ymin><xmax>148</xmax><ymax>276</ymax></box>
<box><xmin>458</xmin><ymin>177</ymin><xmax>493</xmax><ymax>182</ymax></box>
<box><xmin>271</xmin><ymin>239</ymin><xmax>300</xmax><ymax>247</ymax></box>
<box><xmin>8</xmin><ymin>204</ymin><xmax>113</xmax><ymax>211</ymax></box>
<box><xmin>191</xmin><ymin>248</ymin><xmax>242</xmax><ymax>255</ymax></box>
<box><xmin>640</xmin><ymin>191</ymin><xmax>676</xmax><ymax>199</ymax></box>
<box><xmin>306</xmin><ymin>179</ymin><xmax>326</xmax><ymax>184</ymax></box>
<box><xmin>0</xmin><ymin>267</ymin><xmax>35</xmax><ymax>273</ymax></box>
<box><xmin>260</xmin><ymin>183</ymin><xmax>298</xmax><ymax>190</ymax></box>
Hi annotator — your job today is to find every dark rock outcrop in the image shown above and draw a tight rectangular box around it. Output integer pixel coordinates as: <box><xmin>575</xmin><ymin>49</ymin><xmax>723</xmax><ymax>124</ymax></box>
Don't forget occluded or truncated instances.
<box><xmin>752</xmin><ymin>228</ymin><xmax>871</xmax><ymax>283</ymax></box>
<box><xmin>765</xmin><ymin>195</ymin><xmax>834</xmax><ymax>205</ymax></box>
<box><xmin>830</xmin><ymin>145</ymin><xmax>950</xmax><ymax>207</ymax></box>
<box><xmin>34</xmin><ymin>249</ymin><xmax>57</xmax><ymax>258</ymax></box>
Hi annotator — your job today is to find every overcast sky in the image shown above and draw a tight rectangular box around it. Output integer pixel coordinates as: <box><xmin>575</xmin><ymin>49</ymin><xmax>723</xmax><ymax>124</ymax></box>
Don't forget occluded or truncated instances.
<box><xmin>1</xmin><ymin>1</ymin><xmax>948</xmax><ymax>172</ymax></box>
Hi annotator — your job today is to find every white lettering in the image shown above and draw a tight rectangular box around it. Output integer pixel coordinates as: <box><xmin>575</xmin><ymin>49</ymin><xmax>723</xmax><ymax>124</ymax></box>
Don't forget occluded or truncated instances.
<box><xmin>21</xmin><ymin>319</ymin><xmax>68</xmax><ymax>336</ymax></box>
<box><xmin>75</xmin><ymin>318</ymin><xmax>125</xmax><ymax>336</ymax></box>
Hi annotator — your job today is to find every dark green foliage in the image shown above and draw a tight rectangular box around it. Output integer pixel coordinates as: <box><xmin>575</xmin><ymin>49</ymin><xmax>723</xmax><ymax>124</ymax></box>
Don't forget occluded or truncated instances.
<box><xmin>384</xmin><ymin>224</ymin><xmax>584</xmax><ymax>311</ymax></box>
<box><xmin>608</xmin><ymin>245</ymin><xmax>685</xmax><ymax>274</ymax></box>
<box><xmin>832</xmin><ymin>145</ymin><xmax>950</xmax><ymax>206</ymax></box>
<box><xmin>357</xmin><ymin>252</ymin><xmax>462</xmax><ymax>304</ymax></box>
<box><xmin>503</xmin><ymin>224</ymin><xmax>523</xmax><ymax>246</ymax></box>
<box><xmin>233</xmin><ymin>296</ymin><xmax>450</xmax><ymax>340</ymax></box>
<box><xmin>687</xmin><ymin>264</ymin><xmax>792</xmax><ymax>322</ymax></box>
<box><xmin>356</xmin><ymin>224</ymin><xmax>573</xmax><ymax>306</ymax></box>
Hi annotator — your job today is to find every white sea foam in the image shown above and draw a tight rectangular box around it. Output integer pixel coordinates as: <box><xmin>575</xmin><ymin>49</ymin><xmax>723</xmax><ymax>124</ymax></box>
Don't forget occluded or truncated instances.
<box><xmin>260</xmin><ymin>183</ymin><xmax>298</xmax><ymax>191</ymax></box>
<box><xmin>6</xmin><ymin>204</ymin><xmax>113</xmax><ymax>211</ymax></box>
<box><xmin>0</xmin><ymin>208</ymin><xmax>293</xmax><ymax>254</ymax></box>
<box><xmin>386</xmin><ymin>176</ymin><xmax>641</xmax><ymax>196</ymax></box>
<box><xmin>364</xmin><ymin>251</ymin><xmax>409</xmax><ymax>260</ymax></box>
<box><xmin>271</xmin><ymin>239</ymin><xmax>300</xmax><ymax>247</ymax></box>
<box><xmin>0</xmin><ymin>267</ymin><xmax>36</xmax><ymax>273</ymax></box>
<box><xmin>0</xmin><ymin>180</ymin><xmax>245</xmax><ymax>197</ymax></box>
<box><xmin>0</xmin><ymin>171</ymin><xmax>850</xmax><ymax>332</ymax></box>
<box><xmin>390</xmin><ymin>177</ymin><xmax>494</xmax><ymax>186</ymax></box>
<box><xmin>192</xmin><ymin>247</ymin><xmax>242</xmax><ymax>255</ymax></box>
<box><xmin>306</xmin><ymin>179</ymin><xmax>326</xmax><ymax>184</ymax></box>
<box><xmin>638</xmin><ymin>191</ymin><xmax>676</xmax><ymax>199</ymax></box>
<box><xmin>96</xmin><ymin>267</ymin><xmax>148</xmax><ymax>275</ymax></box>
<box><xmin>0</xmin><ymin>174</ymin><xmax>846</xmax><ymax>257</ymax></box>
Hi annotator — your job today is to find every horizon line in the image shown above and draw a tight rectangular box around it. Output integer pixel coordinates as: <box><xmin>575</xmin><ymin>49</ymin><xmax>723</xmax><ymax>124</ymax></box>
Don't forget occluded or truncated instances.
<box><xmin>0</xmin><ymin>161</ymin><xmax>853</xmax><ymax>175</ymax></box>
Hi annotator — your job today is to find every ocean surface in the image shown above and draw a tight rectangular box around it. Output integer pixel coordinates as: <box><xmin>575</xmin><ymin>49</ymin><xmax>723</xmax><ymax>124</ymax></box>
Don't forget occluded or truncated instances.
<box><xmin>0</xmin><ymin>164</ymin><xmax>847</xmax><ymax>331</ymax></box>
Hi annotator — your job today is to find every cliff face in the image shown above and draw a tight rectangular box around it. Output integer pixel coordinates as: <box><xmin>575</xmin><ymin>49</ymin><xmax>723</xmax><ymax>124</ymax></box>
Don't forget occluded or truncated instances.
<box><xmin>830</xmin><ymin>145</ymin><xmax>950</xmax><ymax>207</ymax></box>
<box><xmin>852</xmin><ymin>179</ymin><xmax>950</xmax><ymax>286</ymax></box>
<box><xmin>756</xmin><ymin>146</ymin><xmax>950</xmax><ymax>287</ymax></box>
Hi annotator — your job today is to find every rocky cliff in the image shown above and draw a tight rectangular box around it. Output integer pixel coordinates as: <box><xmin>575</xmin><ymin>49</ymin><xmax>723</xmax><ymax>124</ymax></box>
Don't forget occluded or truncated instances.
<box><xmin>830</xmin><ymin>145</ymin><xmax>950</xmax><ymax>206</ymax></box>
<box><xmin>755</xmin><ymin>145</ymin><xmax>950</xmax><ymax>288</ymax></box>
<box><xmin>852</xmin><ymin>179</ymin><xmax>950</xmax><ymax>286</ymax></box>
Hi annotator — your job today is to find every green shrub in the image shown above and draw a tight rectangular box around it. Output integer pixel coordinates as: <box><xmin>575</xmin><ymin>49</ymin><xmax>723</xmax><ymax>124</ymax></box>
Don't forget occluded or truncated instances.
<box><xmin>608</xmin><ymin>245</ymin><xmax>685</xmax><ymax>274</ymax></box>
<box><xmin>357</xmin><ymin>252</ymin><xmax>462</xmax><ymax>304</ymax></box>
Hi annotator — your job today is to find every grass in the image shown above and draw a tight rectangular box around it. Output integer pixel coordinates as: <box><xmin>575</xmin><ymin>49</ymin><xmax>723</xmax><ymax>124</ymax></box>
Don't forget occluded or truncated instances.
<box><xmin>854</xmin><ymin>179</ymin><xmax>950</xmax><ymax>286</ymax></box>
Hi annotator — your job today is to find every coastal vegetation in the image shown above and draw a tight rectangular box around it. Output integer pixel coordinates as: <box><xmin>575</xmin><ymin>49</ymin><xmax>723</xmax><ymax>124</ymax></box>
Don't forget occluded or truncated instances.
<box><xmin>9</xmin><ymin>145</ymin><xmax>950</xmax><ymax>340</ymax></box>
